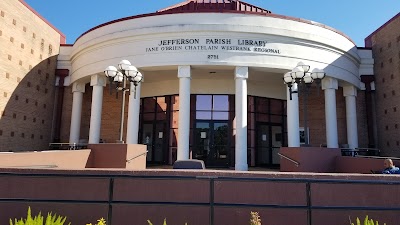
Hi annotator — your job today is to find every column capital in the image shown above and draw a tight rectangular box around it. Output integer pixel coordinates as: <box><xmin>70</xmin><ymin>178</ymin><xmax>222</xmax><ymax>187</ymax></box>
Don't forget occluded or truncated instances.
<box><xmin>178</xmin><ymin>65</ymin><xmax>191</xmax><ymax>78</ymax></box>
<box><xmin>72</xmin><ymin>82</ymin><xmax>86</xmax><ymax>93</ymax></box>
<box><xmin>322</xmin><ymin>77</ymin><xmax>338</xmax><ymax>90</ymax></box>
<box><xmin>343</xmin><ymin>86</ymin><xmax>357</xmax><ymax>97</ymax></box>
<box><xmin>360</xmin><ymin>82</ymin><xmax>366</xmax><ymax>91</ymax></box>
<box><xmin>235</xmin><ymin>66</ymin><xmax>248</xmax><ymax>79</ymax></box>
<box><xmin>90</xmin><ymin>74</ymin><xmax>106</xmax><ymax>87</ymax></box>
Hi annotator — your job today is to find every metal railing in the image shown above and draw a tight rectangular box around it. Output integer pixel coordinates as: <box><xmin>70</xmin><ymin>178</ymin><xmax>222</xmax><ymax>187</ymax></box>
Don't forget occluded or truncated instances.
<box><xmin>48</xmin><ymin>143</ymin><xmax>88</xmax><ymax>150</ymax></box>
<box><xmin>341</xmin><ymin>148</ymin><xmax>380</xmax><ymax>157</ymax></box>
<box><xmin>277</xmin><ymin>152</ymin><xmax>300</xmax><ymax>167</ymax></box>
<box><xmin>126</xmin><ymin>151</ymin><xmax>148</xmax><ymax>163</ymax></box>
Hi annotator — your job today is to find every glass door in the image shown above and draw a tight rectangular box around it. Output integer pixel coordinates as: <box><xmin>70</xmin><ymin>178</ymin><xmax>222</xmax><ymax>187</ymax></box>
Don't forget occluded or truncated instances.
<box><xmin>142</xmin><ymin>122</ymin><xmax>166</xmax><ymax>164</ymax></box>
<box><xmin>256</xmin><ymin>123</ymin><xmax>282</xmax><ymax>166</ymax></box>
<box><xmin>194</xmin><ymin>121</ymin><xmax>229</xmax><ymax>167</ymax></box>
<box><xmin>256</xmin><ymin>124</ymin><xmax>270</xmax><ymax>165</ymax></box>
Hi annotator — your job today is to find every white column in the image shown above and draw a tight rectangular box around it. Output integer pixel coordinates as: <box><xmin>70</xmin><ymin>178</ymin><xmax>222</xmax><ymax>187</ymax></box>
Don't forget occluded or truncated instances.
<box><xmin>343</xmin><ymin>86</ymin><xmax>358</xmax><ymax>149</ymax></box>
<box><xmin>69</xmin><ymin>82</ymin><xmax>85</xmax><ymax>144</ymax></box>
<box><xmin>235</xmin><ymin>66</ymin><xmax>248</xmax><ymax>171</ymax></box>
<box><xmin>88</xmin><ymin>75</ymin><xmax>106</xmax><ymax>144</ymax></box>
<box><xmin>126</xmin><ymin>82</ymin><xmax>142</xmax><ymax>144</ymax></box>
<box><xmin>322</xmin><ymin>77</ymin><xmax>339</xmax><ymax>148</ymax></box>
<box><xmin>177</xmin><ymin>66</ymin><xmax>191</xmax><ymax>160</ymax></box>
<box><xmin>287</xmin><ymin>83</ymin><xmax>300</xmax><ymax>147</ymax></box>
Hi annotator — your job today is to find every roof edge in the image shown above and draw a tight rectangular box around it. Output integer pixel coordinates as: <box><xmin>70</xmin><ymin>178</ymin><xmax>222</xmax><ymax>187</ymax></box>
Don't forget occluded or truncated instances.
<box><xmin>364</xmin><ymin>12</ymin><xmax>400</xmax><ymax>47</ymax></box>
<box><xmin>74</xmin><ymin>11</ymin><xmax>355</xmax><ymax>45</ymax></box>
<box><xmin>19</xmin><ymin>0</ymin><xmax>66</xmax><ymax>44</ymax></box>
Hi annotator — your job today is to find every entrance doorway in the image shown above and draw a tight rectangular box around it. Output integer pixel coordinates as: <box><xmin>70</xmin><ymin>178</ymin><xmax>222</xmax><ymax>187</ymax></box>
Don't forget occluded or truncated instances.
<box><xmin>193</xmin><ymin>121</ymin><xmax>230</xmax><ymax>167</ymax></box>
<box><xmin>142</xmin><ymin>122</ymin><xmax>166</xmax><ymax>164</ymax></box>
<box><xmin>256</xmin><ymin>123</ymin><xmax>282</xmax><ymax>166</ymax></box>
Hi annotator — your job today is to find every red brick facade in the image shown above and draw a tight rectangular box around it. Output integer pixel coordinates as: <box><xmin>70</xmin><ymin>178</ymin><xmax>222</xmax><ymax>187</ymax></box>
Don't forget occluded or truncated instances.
<box><xmin>365</xmin><ymin>13</ymin><xmax>400</xmax><ymax>156</ymax></box>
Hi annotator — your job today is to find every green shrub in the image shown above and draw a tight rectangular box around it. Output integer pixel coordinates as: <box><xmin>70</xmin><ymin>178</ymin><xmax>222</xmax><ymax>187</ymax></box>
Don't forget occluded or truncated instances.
<box><xmin>147</xmin><ymin>219</ymin><xmax>187</xmax><ymax>225</ymax></box>
<box><xmin>349</xmin><ymin>215</ymin><xmax>387</xmax><ymax>225</ymax></box>
<box><xmin>9</xmin><ymin>207</ymin><xmax>70</xmax><ymax>225</ymax></box>
<box><xmin>86</xmin><ymin>218</ymin><xmax>106</xmax><ymax>225</ymax></box>
<box><xmin>250</xmin><ymin>211</ymin><xmax>262</xmax><ymax>225</ymax></box>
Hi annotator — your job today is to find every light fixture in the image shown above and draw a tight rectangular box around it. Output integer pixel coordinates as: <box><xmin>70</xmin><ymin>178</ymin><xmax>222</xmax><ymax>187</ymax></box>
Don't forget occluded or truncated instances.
<box><xmin>104</xmin><ymin>60</ymin><xmax>144</xmax><ymax>143</ymax></box>
<box><xmin>283</xmin><ymin>62</ymin><xmax>326</xmax><ymax>146</ymax></box>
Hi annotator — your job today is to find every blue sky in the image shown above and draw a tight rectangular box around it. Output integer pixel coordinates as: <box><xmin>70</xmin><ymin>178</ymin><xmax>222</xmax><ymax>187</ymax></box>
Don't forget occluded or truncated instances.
<box><xmin>24</xmin><ymin>0</ymin><xmax>399</xmax><ymax>46</ymax></box>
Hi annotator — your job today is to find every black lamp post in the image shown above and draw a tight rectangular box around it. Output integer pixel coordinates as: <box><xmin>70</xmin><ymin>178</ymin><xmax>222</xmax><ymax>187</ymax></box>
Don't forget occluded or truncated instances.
<box><xmin>283</xmin><ymin>62</ymin><xmax>325</xmax><ymax>146</ymax></box>
<box><xmin>104</xmin><ymin>60</ymin><xmax>143</xmax><ymax>143</ymax></box>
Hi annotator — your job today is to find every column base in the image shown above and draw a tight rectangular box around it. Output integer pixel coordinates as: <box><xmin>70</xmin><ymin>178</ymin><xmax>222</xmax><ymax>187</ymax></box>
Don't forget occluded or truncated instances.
<box><xmin>235</xmin><ymin>163</ymin><xmax>248</xmax><ymax>171</ymax></box>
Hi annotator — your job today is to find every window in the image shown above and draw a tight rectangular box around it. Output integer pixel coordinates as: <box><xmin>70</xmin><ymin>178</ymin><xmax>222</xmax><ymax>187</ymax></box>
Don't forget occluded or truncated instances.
<box><xmin>386</xmin><ymin>125</ymin><xmax>389</xmax><ymax>130</ymax></box>
<box><xmin>381</xmin><ymin>62</ymin><xmax>384</xmax><ymax>68</ymax></box>
<box><xmin>11</xmin><ymin>132</ymin><xmax>14</xmax><ymax>137</ymax></box>
<box><xmin>384</xmin><ymin>109</ymin><xmax>387</xmax><ymax>114</ymax></box>
<box><xmin>10</xmin><ymin>37</ymin><xmax>14</xmax><ymax>42</ymax></box>
<box><xmin>40</xmin><ymin>135</ymin><xmax>43</xmax><ymax>140</ymax></box>
<box><xmin>8</xmin><ymin>55</ymin><xmax>12</xmax><ymax>60</ymax></box>
<box><xmin>388</xmin><ymin>42</ymin><xmax>391</xmax><ymax>48</ymax></box>
<box><xmin>36</xmin><ymin>85</ymin><xmax>40</xmax><ymax>91</ymax></box>
<box><xmin>382</xmin><ymin>78</ymin><xmax>385</xmax><ymax>83</ymax></box>
<box><xmin>27</xmin><ymin>82</ymin><xmax>31</xmax><ymax>87</ymax></box>
<box><xmin>3</xmin><ymin>92</ymin><xmax>7</xmax><ymax>97</ymax></box>
<box><xmin>395</xmin><ymin>124</ymin><xmax>398</xmax><ymax>129</ymax></box>
<box><xmin>17</xmin><ymin>77</ymin><xmax>21</xmax><ymax>83</ymax></box>
<box><xmin>391</xmin><ymin>74</ymin><xmax>394</xmax><ymax>79</ymax></box>
<box><xmin>6</xmin><ymin>73</ymin><xmax>9</xmax><ymax>79</ymax></box>
<box><xmin>43</xmin><ymin>104</ymin><xmax>46</xmax><ymax>109</ymax></box>
<box><xmin>19</xmin><ymin>60</ymin><xmax>22</xmax><ymax>66</ymax></box>
<box><xmin>38</xmin><ymin>69</ymin><xmax>41</xmax><ymax>74</ymax></box>
<box><xmin>21</xmin><ymin>133</ymin><xmax>24</xmax><ymax>138</ymax></box>
<box><xmin>23</xmin><ymin>26</ymin><xmax>26</xmax><ymax>32</ymax></box>
<box><xmin>195</xmin><ymin>95</ymin><xmax>229</xmax><ymax>120</ymax></box>
<box><xmin>0</xmin><ymin>30</ymin><xmax>2</xmax><ymax>36</ymax></box>
<box><xmin>0</xmin><ymin>11</ymin><xmax>4</xmax><ymax>17</ymax></box>
<box><xmin>32</xmin><ymin>33</ymin><xmax>36</xmax><ymax>38</ymax></box>
<box><xmin>23</xmin><ymin>116</ymin><xmax>26</xmax><ymax>120</ymax></box>
<box><xmin>380</xmin><ymin>47</ymin><xmax>383</xmax><ymax>53</ymax></box>
<box><xmin>13</xmin><ymin>113</ymin><xmax>16</xmax><ymax>119</ymax></box>
<box><xmin>33</xmin><ymin>118</ymin><xmax>36</xmax><ymax>123</ymax></box>
<box><xmin>49</xmin><ymin>44</ymin><xmax>53</xmax><ymax>55</ymax></box>
<box><xmin>389</xmin><ymin>58</ymin><xmax>393</xmax><ymax>63</ymax></box>
<box><xmin>41</xmin><ymin>39</ymin><xmax>44</xmax><ymax>50</ymax></box>
<box><xmin>41</xmin><ymin>120</ymin><xmax>44</xmax><ymax>124</ymax></box>
<box><xmin>15</xmin><ymin>95</ymin><xmax>18</xmax><ymax>100</ymax></box>
<box><xmin>31</xmin><ymin>134</ymin><xmax>34</xmax><ymax>139</ymax></box>
<box><xmin>25</xmin><ymin>98</ymin><xmax>29</xmax><ymax>103</ymax></box>
<box><xmin>12</xmin><ymin>19</ymin><xmax>16</xmax><ymax>25</ymax></box>
<box><xmin>21</xmin><ymin>43</ymin><xmax>24</xmax><ymax>49</ymax></box>
<box><xmin>31</xmin><ymin>49</ymin><xmax>34</xmax><ymax>54</ymax></box>
<box><xmin>383</xmin><ymin>93</ymin><xmax>386</xmax><ymax>98</ymax></box>
<box><xmin>0</xmin><ymin>130</ymin><xmax>2</xmax><ymax>136</ymax></box>
<box><xmin>44</xmin><ymin>88</ymin><xmax>48</xmax><ymax>94</ymax></box>
<box><xmin>392</xmin><ymin>90</ymin><xmax>396</xmax><ymax>96</ymax></box>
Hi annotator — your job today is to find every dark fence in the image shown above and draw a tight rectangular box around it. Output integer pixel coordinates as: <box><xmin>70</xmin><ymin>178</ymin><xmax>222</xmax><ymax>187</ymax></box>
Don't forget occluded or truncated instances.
<box><xmin>0</xmin><ymin>170</ymin><xmax>399</xmax><ymax>225</ymax></box>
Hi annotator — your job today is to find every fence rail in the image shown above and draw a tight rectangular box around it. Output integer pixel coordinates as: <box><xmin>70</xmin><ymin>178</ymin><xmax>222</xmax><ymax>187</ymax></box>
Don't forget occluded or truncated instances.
<box><xmin>1</xmin><ymin>171</ymin><xmax>400</xmax><ymax>225</ymax></box>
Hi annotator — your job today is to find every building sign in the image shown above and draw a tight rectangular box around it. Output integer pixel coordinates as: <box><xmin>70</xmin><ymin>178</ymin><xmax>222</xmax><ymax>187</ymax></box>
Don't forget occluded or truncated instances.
<box><xmin>145</xmin><ymin>38</ymin><xmax>281</xmax><ymax>56</ymax></box>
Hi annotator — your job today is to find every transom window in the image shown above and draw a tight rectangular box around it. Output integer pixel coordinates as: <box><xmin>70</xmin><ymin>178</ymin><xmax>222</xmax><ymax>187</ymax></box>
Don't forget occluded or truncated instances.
<box><xmin>195</xmin><ymin>95</ymin><xmax>230</xmax><ymax>120</ymax></box>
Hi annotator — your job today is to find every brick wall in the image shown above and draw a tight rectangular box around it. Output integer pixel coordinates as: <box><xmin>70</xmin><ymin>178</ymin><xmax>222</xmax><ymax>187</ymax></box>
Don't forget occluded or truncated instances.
<box><xmin>0</xmin><ymin>0</ymin><xmax>62</xmax><ymax>151</ymax></box>
<box><xmin>369</xmin><ymin>15</ymin><xmax>400</xmax><ymax>156</ymax></box>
